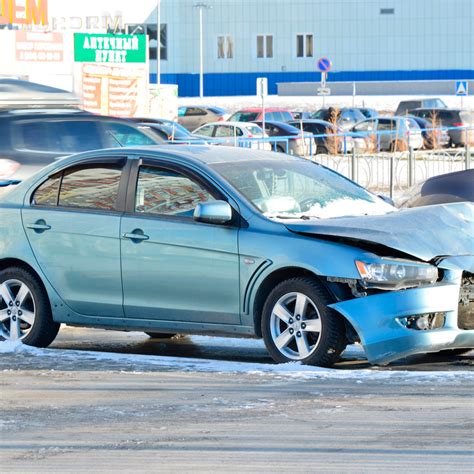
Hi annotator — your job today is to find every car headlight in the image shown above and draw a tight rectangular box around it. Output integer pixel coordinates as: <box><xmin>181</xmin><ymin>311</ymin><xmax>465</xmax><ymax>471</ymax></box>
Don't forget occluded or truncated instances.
<box><xmin>355</xmin><ymin>259</ymin><xmax>438</xmax><ymax>290</ymax></box>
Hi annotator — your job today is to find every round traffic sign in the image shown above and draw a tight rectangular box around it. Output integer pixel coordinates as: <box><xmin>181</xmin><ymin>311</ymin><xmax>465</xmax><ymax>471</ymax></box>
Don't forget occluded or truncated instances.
<box><xmin>317</xmin><ymin>57</ymin><xmax>332</xmax><ymax>72</ymax></box>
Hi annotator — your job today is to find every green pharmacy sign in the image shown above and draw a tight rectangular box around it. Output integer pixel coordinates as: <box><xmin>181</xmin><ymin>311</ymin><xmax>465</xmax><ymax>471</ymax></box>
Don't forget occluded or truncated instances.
<box><xmin>74</xmin><ymin>33</ymin><xmax>147</xmax><ymax>63</ymax></box>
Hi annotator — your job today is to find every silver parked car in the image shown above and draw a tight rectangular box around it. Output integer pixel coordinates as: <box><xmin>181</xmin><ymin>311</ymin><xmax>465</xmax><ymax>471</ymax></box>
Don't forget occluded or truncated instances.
<box><xmin>177</xmin><ymin>106</ymin><xmax>230</xmax><ymax>131</ymax></box>
<box><xmin>351</xmin><ymin>117</ymin><xmax>424</xmax><ymax>152</ymax></box>
<box><xmin>192</xmin><ymin>121</ymin><xmax>272</xmax><ymax>150</ymax></box>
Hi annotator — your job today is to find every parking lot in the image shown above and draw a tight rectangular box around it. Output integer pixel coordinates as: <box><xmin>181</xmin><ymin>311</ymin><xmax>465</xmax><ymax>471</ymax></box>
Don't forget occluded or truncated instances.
<box><xmin>1</xmin><ymin>327</ymin><xmax>473</xmax><ymax>472</ymax></box>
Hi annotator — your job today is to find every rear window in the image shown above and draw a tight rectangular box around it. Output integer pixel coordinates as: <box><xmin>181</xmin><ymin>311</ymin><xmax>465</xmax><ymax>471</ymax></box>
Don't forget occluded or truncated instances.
<box><xmin>230</xmin><ymin>112</ymin><xmax>259</xmax><ymax>122</ymax></box>
<box><xmin>208</xmin><ymin>106</ymin><xmax>227</xmax><ymax>115</ymax></box>
<box><xmin>245</xmin><ymin>125</ymin><xmax>265</xmax><ymax>137</ymax></box>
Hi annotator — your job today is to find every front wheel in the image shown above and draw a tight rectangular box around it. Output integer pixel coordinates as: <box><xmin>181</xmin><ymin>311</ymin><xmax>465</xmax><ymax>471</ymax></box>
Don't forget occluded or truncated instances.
<box><xmin>0</xmin><ymin>267</ymin><xmax>59</xmax><ymax>346</ymax></box>
<box><xmin>261</xmin><ymin>277</ymin><xmax>347</xmax><ymax>367</ymax></box>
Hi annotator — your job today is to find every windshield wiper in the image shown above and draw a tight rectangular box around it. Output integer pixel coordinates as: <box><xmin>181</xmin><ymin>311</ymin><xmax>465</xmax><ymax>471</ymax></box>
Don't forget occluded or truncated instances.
<box><xmin>267</xmin><ymin>214</ymin><xmax>317</xmax><ymax>220</ymax></box>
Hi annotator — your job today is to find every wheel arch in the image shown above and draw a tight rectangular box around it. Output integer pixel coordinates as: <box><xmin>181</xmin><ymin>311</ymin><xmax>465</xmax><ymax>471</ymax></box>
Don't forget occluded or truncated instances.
<box><xmin>251</xmin><ymin>266</ymin><xmax>356</xmax><ymax>339</ymax></box>
<box><xmin>0</xmin><ymin>258</ymin><xmax>51</xmax><ymax>309</ymax></box>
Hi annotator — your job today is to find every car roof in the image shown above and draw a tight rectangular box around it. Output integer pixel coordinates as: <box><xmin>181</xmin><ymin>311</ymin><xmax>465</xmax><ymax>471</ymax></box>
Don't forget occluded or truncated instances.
<box><xmin>233</xmin><ymin>107</ymin><xmax>291</xmax><ymax>112</ymax></box>
<box><xmin>288</xmin><ymin>119</ymin><xmax>334</xmax><ymax>126</ymax></box>
<box><xmin>197</xmin><ymin>121</ymin><xmax>261</xmax><ymax>127</ymax></box>
<box><xmin>56</xmin><ymin>145</ymin><xmax>298</xmax><ymax>167</ymax></box>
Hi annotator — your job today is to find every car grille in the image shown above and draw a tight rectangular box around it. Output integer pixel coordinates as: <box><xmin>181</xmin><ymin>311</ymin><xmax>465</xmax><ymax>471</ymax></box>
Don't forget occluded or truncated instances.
<box><xmin>458</xmin><ymin>275</ymin><xmax>474</xmax><ymax>330</ymax></box>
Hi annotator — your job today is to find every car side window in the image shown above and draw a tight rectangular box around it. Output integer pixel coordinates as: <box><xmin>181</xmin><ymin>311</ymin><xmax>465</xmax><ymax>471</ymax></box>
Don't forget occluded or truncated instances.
<box><xmin>377</xmin><ymin>120</ymin><xmax>395</xmax><ymax>131</ymax></box>
<box><xmin>135</xmin><ymin>166</ymin><xmax>216</xmax><ymax>217</ymax></box>
<box><xmin>185</xmin><ymin>107</ymin><xmax>205</xmax><ymax>116</ymax></box>
<box><xmin>195</xmin><ymin>125</ymin><xmax>214</xmax><ymax>137</ymax></box>
<box><xmin>102</xmin><ymin>122</ymin><xmax>156</xmax><ymax>147</ymax></box>
<box><xmin>215</xmin><ymin>125</ymin><xmax>233</xmax><ymax>137</ymax></box>
<box><xmin>32</xmin><ymin>175</ymin><xmax>61</xmax><ymax>206</ymax></box>
<box><xmin>58</xmin><ymin>165</ymin><xmax>122</xmax><ymax>210</ymax></box>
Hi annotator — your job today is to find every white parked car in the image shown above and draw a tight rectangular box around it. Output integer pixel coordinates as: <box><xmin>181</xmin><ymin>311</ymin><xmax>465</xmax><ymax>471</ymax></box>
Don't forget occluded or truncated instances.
<box><xmin>192</xmin><ymin>121</ymin><xmax>272</xmax><ymax>151</ymax></box>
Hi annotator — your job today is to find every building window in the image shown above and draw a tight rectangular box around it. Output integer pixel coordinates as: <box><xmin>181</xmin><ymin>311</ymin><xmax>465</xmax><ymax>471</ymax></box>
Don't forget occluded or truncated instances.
<box><xmin>126</xmin><ymin>23</ymin><xmax>167</xmax><ymax>60</ymax></box>
<box><xmin>296</xmin><ymin>34</ymin><xmax>313</xmax><ymax>58</ymax></box>
<box><xmin>380</xmin><ymin>8</ymin><xmax>395</xmax><ymax>14</ymax></box>
<box><xmin>218</xmin><ymin>35</ymin><xmax>233</xmax><ymax>59</ymax></box>
<box><xmin>257</xmin><ymin>35</ymin><xmax>273</xmax><ymax>58</ymax></box>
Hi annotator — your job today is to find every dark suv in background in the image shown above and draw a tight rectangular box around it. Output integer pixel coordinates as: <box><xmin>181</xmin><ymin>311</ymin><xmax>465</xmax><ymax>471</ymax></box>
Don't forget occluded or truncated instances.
<box><xmin>408</xmin><ymin>108</ymin><xmax>474</xmax><ymax>147</ymax></box>
<box><xmin>395</xmin><ymin>98</ymin><xmax>447</xmax><ymax>116</ymax></box>
<box><xmin>0</xmin><ymin>109</ymin><xmax>161</xmax><ymax>182</ymax></box>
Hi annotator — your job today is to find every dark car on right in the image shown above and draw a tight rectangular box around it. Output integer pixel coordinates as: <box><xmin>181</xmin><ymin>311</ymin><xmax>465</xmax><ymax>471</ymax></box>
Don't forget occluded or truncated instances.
<box><xmin>408</xmin><ymin>108</ymin><xmax>474</xmax><ymax>147</ymax></box>
<box><xmin>407</xmin><ymin>115</ymin><xmax>450</xmax><ymax>149</ymax></box>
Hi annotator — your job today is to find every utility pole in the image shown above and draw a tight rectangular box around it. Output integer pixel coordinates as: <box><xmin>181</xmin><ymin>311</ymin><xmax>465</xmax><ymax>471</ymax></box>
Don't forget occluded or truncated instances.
<box><xmin>157</xmin><ymin>0</ymin><xmax>161</xmax><ymax>86</ymax></box>
<box><xmin>194</xmin><ymin>3</ymin><xmax>210</xmax><ymax>99</ymax></box>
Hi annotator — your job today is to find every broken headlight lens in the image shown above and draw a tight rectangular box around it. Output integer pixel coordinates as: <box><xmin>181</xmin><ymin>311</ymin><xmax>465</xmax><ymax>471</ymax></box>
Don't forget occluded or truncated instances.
<box><xmin>355</xmin><ymin>259</ymin><xmax>438</xmax><ymax>290</ymax></box>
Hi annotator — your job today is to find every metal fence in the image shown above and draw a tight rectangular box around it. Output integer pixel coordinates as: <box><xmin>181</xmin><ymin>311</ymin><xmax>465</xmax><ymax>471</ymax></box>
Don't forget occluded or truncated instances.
<box><xmin>188</xmin><ymin>124</ymin><xmax>473</xmax><ymax>196</ymax></box>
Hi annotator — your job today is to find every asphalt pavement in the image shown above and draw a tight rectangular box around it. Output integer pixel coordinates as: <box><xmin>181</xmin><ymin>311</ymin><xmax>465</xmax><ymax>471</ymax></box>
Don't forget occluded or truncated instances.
<box><xmin>1</xmin><ymin>327</ymin><xmax>473</xmax><ymax>473</ymax></box>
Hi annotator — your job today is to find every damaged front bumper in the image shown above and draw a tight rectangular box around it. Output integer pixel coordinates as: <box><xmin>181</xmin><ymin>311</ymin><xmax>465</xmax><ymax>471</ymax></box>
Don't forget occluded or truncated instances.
<box><xmin>329</xmin><ymin>270</ymin><xmax>474</xmax><ymax>365</ymax></box>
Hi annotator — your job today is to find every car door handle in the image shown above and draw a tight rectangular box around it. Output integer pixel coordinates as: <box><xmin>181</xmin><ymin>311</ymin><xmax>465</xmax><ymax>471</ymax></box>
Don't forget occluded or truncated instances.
<box><xmin>123</xmin><ymin>231</ymin><xmax>149</xmax><ymax>241</ymax></box>
<box><xmin>26</xmin><ymin>220</ymin><xmax>51</xmax><ymax>232</ymax></box>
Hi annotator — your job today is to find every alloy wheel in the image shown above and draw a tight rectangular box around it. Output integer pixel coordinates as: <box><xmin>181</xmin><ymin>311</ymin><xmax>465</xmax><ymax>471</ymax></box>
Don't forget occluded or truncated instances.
<box><xmin>0</xmin><ymin>279</ymin><xmax>36</xmax><ymax>341</ymax></box>
<box><xmin>269</xmin><ymin>291</ymin><xmax>322</xmax><ymax>360</ymax></box>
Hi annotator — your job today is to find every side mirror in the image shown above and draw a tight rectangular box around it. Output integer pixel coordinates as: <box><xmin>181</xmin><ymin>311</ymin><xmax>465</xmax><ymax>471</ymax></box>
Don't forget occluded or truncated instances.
<box><xmin>194</xmin><ymin>200</ymin><xmax>233</xmax><ymax>225</ymax></box>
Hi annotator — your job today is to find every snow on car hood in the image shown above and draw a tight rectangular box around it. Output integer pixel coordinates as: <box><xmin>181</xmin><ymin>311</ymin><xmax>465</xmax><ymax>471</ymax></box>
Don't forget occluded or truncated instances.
<box><xmin>285</xmin><ymin>202</ymin><xmax>474</xmax><ymax>262</ymax></box>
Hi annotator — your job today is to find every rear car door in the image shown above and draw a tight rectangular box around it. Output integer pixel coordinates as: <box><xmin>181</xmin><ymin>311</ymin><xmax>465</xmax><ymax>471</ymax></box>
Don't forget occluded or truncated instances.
<box><xmin>120</xmin><ymin>159</ymin><xmax>241</xmax><ymax>324</ymax></box>
<box><xmin>22</xmin><ymin>158</ymin><xmax>127</xmax><ymax>317</ymax></box>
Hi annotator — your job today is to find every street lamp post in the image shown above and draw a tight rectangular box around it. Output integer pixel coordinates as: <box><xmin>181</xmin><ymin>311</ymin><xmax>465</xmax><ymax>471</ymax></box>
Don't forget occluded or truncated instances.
<box><xmin>157</xmin><ymin>0</ymin><xmax>161</xmax><ymax>86</ymax></box>
<box><xmin>193</xmin><ymin>3</ymin><xmax>210</xmax><ymax>99</ymax></box>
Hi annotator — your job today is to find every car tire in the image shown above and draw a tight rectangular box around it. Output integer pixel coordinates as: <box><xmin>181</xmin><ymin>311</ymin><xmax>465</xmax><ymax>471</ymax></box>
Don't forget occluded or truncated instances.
<box><xmin>145</xmin><ymin>332</ymin><xmax>177</xmax><ymax>339</ymax></box>
<box><xmin>0</xmin><ymin>267</ymin><xmax>60</xmax><ymax>347</ymax></box>
<box><xmin>261</xmin><ymin>277</ymin><xmax>347</xmax><ymax>367</ymax></box>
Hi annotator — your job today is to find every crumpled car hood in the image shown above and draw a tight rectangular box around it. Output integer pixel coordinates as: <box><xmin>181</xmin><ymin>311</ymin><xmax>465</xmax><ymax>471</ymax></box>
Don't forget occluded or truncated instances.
<box><xmin>285</xmin><ymin>202</ymin><xmax>474</xmax><ymax>263</ymax></box>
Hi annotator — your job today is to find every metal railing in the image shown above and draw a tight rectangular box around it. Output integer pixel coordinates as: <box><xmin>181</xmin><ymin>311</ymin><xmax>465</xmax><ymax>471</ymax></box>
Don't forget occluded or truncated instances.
<box><xmin>183</xmin><ymin>124</ymin><xmax>473</xmax><ymax>195</ymax></box>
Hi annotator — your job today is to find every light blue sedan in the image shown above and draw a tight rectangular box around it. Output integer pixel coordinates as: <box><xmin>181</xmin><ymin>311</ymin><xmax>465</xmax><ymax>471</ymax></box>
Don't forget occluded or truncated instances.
<box><xmin>0</xmin><ymin>146</ymin><xmax>473</xmax><ymax>366</ymax></box>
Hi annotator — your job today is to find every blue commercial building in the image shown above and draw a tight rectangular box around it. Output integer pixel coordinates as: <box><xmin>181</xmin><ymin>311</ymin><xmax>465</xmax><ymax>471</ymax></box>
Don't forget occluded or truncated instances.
<box><xmin>143</xmin><ymin>0</ymin><xmax>473</xmax><ymax>96</ymax></box>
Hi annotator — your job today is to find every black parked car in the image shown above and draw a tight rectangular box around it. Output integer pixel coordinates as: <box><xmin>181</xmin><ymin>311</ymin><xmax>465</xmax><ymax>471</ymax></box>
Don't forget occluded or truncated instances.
<box><xmin>287</xmin><ymin>119</ymin><xmax>349</xmax><ymax>154</ymax></box>
<box><xmin>357</xmin><ymin>108</ymin><xmax>378</xmax><ymax>119</ymax></box>
<box><xmin>311</xmin><ymin>107</ymin><xmax>366</xmax><ymax>130</ymax></box>
<box><xmin>253</xmin><ymin>120</ymin><xmax>312</xmax><ymax>155</ymax></box>
<box><xmin>0</xmin><ymin>109</ymin><xmax>161</xmax><ymax>182</ymax></box>
<box><xmin>398</xmin><ymin>169</ymin><xmax>474</xmax><ymax>208</ymax></box>
<box><xmin>395</xmin><ymin>98</ymin><xmax>447</xmax><ymax>116</ymax></box>
<box><xmin>408</xmin><ymin>108</ymin><xmax>474</xmax><ymax>147</ymax></box>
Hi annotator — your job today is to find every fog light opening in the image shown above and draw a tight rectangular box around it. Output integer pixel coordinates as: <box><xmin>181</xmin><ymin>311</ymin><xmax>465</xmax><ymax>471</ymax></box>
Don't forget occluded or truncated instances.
<box><xmin>398</xmin><ymin>312</ymin><xmax>446</xmax><ymax>331</ymax></box>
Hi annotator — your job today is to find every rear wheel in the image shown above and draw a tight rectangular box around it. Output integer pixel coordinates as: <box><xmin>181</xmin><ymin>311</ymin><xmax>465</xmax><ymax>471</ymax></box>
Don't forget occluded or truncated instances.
<box><xmin>261</xmin><ymin>277</ymin><xmax>347</xmax><ymax>367</ymax></box>
<box><xmin>0</xmin><ymin>267</ymin><xmax>59</xmax><ymax>346</ymax></box>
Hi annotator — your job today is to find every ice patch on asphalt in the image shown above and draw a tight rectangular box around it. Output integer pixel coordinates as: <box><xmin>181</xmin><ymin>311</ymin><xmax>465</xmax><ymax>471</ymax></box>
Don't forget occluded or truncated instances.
<box><xmin>1</xmin><ymin>339</ymin><xmax>472</xmax><ymax>383</ymax></box>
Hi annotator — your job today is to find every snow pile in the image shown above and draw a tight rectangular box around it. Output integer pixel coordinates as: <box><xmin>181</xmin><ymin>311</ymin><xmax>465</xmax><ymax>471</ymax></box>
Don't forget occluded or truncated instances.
<box><xmin>0</xmin><ymin>339</ymin><xmax>26</xmax><ymax>354</ymax></box>
<box><xmin>1</xmin><ymin>339</ymin><xmax>472</xmax><ymax>383</ymax></box>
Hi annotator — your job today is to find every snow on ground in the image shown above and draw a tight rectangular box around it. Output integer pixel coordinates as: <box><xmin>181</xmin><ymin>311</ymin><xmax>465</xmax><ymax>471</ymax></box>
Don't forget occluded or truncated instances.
<box><xmin>178</xmin><ymin>94</ymin><xmax>474</xmax><ymax>114</ymax></box>
<box><xmin>1</xmin><ymin>338</ymin><xmax>473</xmax><ymax>383</ymax></box>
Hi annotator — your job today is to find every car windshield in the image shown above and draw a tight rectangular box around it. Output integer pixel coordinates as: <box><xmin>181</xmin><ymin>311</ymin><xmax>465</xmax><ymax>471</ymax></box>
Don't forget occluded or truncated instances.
<box><xmin>212</xmin><ymin>158</ymin><xmax>395</xmax><ymax>219</ymax></box>
<box><xmin>159</xmin><ymin>124</ymin><xmax>192</xmax><ymax>139</ymax></box>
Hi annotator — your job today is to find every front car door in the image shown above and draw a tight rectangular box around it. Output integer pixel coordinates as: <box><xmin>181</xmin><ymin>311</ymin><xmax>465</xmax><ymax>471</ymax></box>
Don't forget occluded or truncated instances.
<box><xmin>22</xmin><ymin>158</ymin><xmax>127</xmax><ymax>317</ymax></box>
<box><xmin>120</xmin><ymin>158</ymin><xmax>241</xmax><ymax>324</ymax></box>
